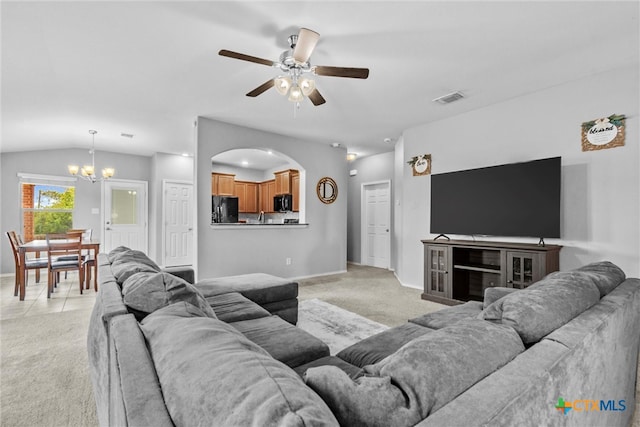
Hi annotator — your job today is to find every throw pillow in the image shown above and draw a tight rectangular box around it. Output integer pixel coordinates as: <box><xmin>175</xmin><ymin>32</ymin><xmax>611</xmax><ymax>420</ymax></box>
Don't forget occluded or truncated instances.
<box><xmin>481</xmin><ymin>271</ymin><xmax>600</xmax><ymax>344</ymax></box>
<box><xmin>107</xmin><ymin>246</ymin><xmax>130</xmax><ymax>263</ymax></box>
<box><xmin>122</xmin><ymin>271</ymin><xmax>216</xmax><ymax>320</ymax></box>
<box><xmin>409</xmin><ymin>301</ymin><xmax>484</xmax><ymax>329</ymax></box>
<box><xmin>483</xmin><ymin>287</ymin><xmax>519</xmax><ymax>309</ymax></box>
<box><xmin>140</xmin><ymin>308</ymin><xmax>339</xmax><ymax>427</ymax></box>
<box><xmin>305</xmin><ymin>319</ymin><xmax>524</xmax><ymax>427</ymax></box>
<box><xmin>574</xmin><ymin>260</ymin><xmax>626</xmax><ymax>297</ymax></box>
<box><xmin>110</xmin><ymin>250</ymin><xmax>161</xmax><ymax>284</ymax></box>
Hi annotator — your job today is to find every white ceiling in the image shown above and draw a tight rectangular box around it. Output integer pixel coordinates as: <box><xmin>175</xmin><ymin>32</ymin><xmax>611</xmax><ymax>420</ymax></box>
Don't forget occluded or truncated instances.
<box><xmin>2</xmin><ymin>1</ymin><xmax>638</xmax><ymax>159</ymax></box>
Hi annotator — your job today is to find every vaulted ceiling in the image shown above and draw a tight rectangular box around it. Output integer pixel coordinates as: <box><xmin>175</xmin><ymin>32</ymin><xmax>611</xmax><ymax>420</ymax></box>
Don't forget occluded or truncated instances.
<box><xmin>2</xmin><ymin>1</ymin><xmax>638</xmax><ymax>158</ymax></box>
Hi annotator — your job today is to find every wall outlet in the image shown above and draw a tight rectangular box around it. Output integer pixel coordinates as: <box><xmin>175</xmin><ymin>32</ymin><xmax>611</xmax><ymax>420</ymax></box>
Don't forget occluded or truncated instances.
<box><xmin>285</xmin><ymin>257</ymin><xmax>292</xmax><ymax>265</ymax></box>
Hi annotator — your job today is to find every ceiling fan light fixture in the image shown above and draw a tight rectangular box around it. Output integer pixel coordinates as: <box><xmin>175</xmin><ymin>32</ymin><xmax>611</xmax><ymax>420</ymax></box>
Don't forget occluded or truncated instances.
<box><xmin>288</xmin><ymin>84</ymin><xmax>304</xmax><ymax>102</ymax></box>
<box><xmin>299</xmin><ymin>77</ymin><xmax>316</xmax><ymax>96</ymax></box>
<box><xmin>274</xmin><ymin>76</ymin><xmax>292</xmax><ymax>95</ymax></box>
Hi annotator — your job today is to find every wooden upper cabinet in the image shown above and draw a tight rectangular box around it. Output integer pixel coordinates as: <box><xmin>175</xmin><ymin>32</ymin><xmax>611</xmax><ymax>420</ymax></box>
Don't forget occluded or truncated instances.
<box><xmin>292</xmin><ymin>173</ymin><xmax>300</xmax><ymax>212</ymax></box>
<box><xmin>259</xmin><ymin>180</ymin><xmax>276</xmax><ymax>213</ymax></box>
<box><xmin>211</xmin><ymin>173</ymin><xmax>235</xmax><ymax>196</ymax></box>
<box><xmin>235</xmin><ymin>181</ymin><xmax>258</xmax><ymax>213</ymax></box>
<box><xmin>274</xmin><ymin>169</ymin><xmax>298</xmax><ymax>195</ymax></box>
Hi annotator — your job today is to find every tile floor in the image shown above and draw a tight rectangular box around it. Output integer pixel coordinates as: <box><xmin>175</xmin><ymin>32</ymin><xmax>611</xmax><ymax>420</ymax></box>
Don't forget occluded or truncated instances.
<box><xmin>0</xmin><ymin>270</ymin><xmax>97</xmax><ymax>320</ymax></box>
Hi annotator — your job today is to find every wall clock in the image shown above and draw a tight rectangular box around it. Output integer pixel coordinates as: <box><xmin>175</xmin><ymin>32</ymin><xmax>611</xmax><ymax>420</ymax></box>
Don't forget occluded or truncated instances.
<box><xmin>317</xmin><ymin>177</ymin><xmax>338</xmax><ymax>204</ymax></box>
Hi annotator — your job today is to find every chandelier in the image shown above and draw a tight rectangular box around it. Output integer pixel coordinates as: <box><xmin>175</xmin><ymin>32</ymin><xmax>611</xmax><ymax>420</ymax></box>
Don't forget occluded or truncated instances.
<box><xmin>68</xmin><ymin>130</ymin><xmax>115</xmax><ymax>183</ymax></box>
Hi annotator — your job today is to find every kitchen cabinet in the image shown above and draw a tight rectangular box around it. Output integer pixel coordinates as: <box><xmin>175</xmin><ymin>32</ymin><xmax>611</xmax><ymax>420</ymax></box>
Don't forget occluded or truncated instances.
<box><xmin>211</xmin><ymin>173</ymin><xmax>235</xmax><ymax>196</ymax></box>
<box><xmin>234</xmin><ymin>181</ymin><xmax>259</xmax><ymax>213</ymax></box>
<box><xmin>292</xmin><ymin>173</ymin><xmax>300</xmax><ymax>212</ymax></box>
<box><xmin>259</xmin><ymin>180</ymin><xmax>276</xmax><ymax>213</ymax></box>
<box><xmin>274</xmin><ymin>169</ymin><xmax>298</xmax><ymax>195</ymax></box>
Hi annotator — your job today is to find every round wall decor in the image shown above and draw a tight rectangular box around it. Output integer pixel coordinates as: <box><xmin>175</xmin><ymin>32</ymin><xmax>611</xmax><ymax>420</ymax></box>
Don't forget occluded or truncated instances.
<box><xmin>317</xmin><ymin>177</ymin><xmax>338</xmax><ymax>204</ymax></box>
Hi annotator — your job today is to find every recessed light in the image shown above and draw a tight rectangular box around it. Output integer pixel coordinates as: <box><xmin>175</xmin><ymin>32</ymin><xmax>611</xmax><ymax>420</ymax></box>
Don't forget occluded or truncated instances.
<box><xmin>241</xmin><ymin>160</ymin><xmax>249</xmax><ymax>166</ymax></box>
<box><xmin>181</xmin><ymin>153</ymin><xmax>189</xmax><ymax>157</ymax></box>
<box><xmin>331</xmin><ymin>142</ymin><xmax>341</xmax><ymax>148</ymax></box>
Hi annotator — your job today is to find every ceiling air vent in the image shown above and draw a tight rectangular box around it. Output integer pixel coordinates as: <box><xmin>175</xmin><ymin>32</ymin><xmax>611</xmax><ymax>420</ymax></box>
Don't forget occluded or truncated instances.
<box><xmin>120</xmin><ymin>132</ymin><xmax>134</xmax><ymax>138</ymax></box>
<box><xmin>432</xmin><ymin>91</ymin><xmax>465</xmax><ymax>105</ymax></box>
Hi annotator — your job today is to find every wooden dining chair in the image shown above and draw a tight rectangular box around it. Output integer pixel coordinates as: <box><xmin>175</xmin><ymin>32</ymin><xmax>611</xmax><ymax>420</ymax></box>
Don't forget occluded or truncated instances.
<box><xmin>62</xmin><ymin>229</ymin><xmax>93</xmax><ymax>287</ymax></box>
<box><xmin>46</xmin><ymin>232</ymin><xmax>84</xmax><ymax>298</ymax></box>
<box><xmin>6</xmin><ymin>231</ymin><xmax>49</xmax><ymax>297</ymax></box>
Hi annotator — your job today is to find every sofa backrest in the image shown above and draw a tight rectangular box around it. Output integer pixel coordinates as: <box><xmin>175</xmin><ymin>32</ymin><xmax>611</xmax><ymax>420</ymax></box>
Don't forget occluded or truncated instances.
<box><xmin>419</xmin><ymin>278</ymin><xmax>640</xmax><ymax>427</ymax></box>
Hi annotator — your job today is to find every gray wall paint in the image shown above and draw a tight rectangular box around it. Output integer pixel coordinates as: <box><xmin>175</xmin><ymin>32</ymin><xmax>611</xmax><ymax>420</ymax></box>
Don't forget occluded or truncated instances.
<box><xmin>395</xmin><ymin>64</ymin><xmax>640</xmax><ymax>287</ymax></box>
<box><xmin>196</xmin><ymin>117</ymin><xmax>348</xmax><ymax>280</ymax></box>
<box><xmin>346</xmin><ymin>151</ymin><xmax>395</xmax><ymax>267</ymax></box>
<box><xmin>1</xmin><ymin>148</ymin><xmax>151</xmax><ymax>274</ymax></box>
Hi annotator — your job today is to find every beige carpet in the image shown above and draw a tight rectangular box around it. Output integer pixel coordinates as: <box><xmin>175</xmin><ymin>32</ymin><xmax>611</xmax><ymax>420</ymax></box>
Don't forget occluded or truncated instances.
<box><xmin>1</xmin><ymin>308</ymin><xmax>97</xmax><ymax>427</ymax></box>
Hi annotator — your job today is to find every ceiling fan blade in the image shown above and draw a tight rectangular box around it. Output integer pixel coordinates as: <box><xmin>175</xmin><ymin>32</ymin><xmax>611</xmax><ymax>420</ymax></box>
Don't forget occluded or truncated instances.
<box><xmin>314</xmin><ymin>66</ymin><xmax>369</xmax><ymax>79</ymax></box>
<box><xmin>219</xmin><ymin>49</ymin><xmax>274</xmax><ymax>67</ymax></box>
<box><xmin>246</xmin><ymin>79</ymin><xmax>275</xmax><ymax>97</ymax></box>
<box><xmin>293</xmin><ymin>28</ymin><xmax>320</xmax><ymax>64</ymax></box>
<box><xmin>307</xmin><ymin>89</ymin><xmax>326</xmax><ymax>106</ymax></box>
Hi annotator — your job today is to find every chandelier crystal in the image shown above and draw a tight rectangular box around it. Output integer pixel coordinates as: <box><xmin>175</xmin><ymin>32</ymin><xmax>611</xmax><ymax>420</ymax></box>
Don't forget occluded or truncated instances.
<box><xmin>68</xmin><ymin>130</ymin><xmax>115</xmax><ymax>183</ymax></box>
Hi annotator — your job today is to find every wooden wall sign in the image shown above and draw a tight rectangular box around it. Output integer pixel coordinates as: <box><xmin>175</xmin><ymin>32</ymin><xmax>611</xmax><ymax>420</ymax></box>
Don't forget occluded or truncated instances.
<box><xmin>581</xmin><ymin>114</ymin><xmax>625</xmax><ymax>151</ymax></box>
<box><xmin>407</xmin><ymin>154</ymin><xmax>432</xmax><ymax>176</ymax></box>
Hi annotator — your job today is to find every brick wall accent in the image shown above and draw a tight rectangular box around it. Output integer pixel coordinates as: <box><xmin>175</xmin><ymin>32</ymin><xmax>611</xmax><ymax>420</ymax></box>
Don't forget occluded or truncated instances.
<box><xmin>21</xmin><ymin>184</ymin><xmax>35</xmax><ymax>241</ymax></box>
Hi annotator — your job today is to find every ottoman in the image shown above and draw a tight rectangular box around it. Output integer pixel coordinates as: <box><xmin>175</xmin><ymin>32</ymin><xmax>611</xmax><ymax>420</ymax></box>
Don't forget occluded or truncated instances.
<box><xmin>195</xmin><ymin>273</ymin><xmax>299</xmax><ymax>324</ymax></box>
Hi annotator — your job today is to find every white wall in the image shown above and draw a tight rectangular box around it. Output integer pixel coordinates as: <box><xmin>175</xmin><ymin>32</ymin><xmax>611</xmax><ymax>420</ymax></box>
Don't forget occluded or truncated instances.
<box><xmin>196</xmin><ymin>117</ymin><xmax>348</xmax><ymax>280</ymax></box>
<box><xmin>396</xmin><ymin>64</ymin><xmax>640</xmax><ymax>287</ymax></box>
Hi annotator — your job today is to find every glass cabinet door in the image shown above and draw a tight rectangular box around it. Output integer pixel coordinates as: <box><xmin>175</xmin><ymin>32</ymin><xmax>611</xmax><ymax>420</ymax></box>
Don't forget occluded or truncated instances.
<box><xmin>426</xmin><ymin>246</ymin><xmax>450</xmax><ymax>297</ymax></box>
<box><xmin>507</xmin><ymin>251</ymin><xmax>541</xmax><ymax>289</ymax></box>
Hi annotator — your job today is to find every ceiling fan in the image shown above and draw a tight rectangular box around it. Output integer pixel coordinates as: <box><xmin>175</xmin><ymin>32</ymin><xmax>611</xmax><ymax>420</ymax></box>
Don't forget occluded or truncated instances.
<box><xmin>219</xmin><ymin>28</ymin><xmax>369</xmax><ymax>106</ymax></box>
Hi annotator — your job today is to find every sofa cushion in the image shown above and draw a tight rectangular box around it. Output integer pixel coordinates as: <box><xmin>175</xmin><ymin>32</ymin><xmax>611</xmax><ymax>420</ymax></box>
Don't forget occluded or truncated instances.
<box><xmin>481</xmin><ymin>271</ymin><xmax>600</xmax><ymax>344</ymax></box>
<box><xmin>305</xmin><ymin>319</ymin><xmax>524</xmax><ymax>427</ymax></box>
<box><xmin>229</xmin><ymin>316</ymin><xmax>330</xmax><ymax>368</ymax></box>
<box><xmin>574</xmin><ymin>260</ymin><xmax>626</xmax><ymax>297</ymax></box>
<box><xmin>140</xmin><ymin>305</ymin><xmax>339</xmax><ymax>427</ymax></box>
<box><xmin>110</xmin><ymin>250</ymin><xmax>161</xmax><ymax>284</ymax></box>
<box><xmin>409</xmin><ymin>301</ymin><xmax>484</xmax><ymax>330</ymax></box>
<box><xmin>206</xmin><ymin>292</ymin><xmax>271</xmax><ymax>323</ymax></box>
<box><xmin>122</xmin><ymin>272</ymin><xmax>216</xmax><ymax>320</ymax></box>
<box><xmin>483</xmin><ymin>287</ymin><xmax>519</xmax><ymax>309</ymax></box>
<box><xmin>337</xmin><ymin>322</ymin><xmax>433</xmax><ymax>368</ymax></box>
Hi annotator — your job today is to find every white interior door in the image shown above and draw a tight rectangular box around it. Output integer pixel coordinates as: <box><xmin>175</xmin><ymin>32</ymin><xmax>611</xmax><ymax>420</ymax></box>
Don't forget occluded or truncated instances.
<box><xmin>362</xmin><ymin>181</ymin><xmax>391</xmax><ymax>269</ymax></box>
<box><xmin>163</xmin><ymin>181</ymin><xmax>194</xmax><ymax>267</ymax></box>
<box><xmin>103</xmin><ymin>179</ymin><xmax>148</xmax><ymax>253</ymax></box>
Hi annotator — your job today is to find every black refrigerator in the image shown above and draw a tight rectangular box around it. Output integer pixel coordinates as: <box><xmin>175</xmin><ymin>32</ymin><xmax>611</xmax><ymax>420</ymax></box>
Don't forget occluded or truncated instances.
<box><xmin>212</xmin><ymin>196</ymin><xmax>239</xmax><ymax>223</ymax></box>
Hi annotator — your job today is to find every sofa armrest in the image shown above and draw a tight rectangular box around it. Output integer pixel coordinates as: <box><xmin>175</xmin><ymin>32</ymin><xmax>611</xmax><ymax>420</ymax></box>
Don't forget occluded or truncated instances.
<box><xmin>162</xmin><ymin>267</ymin><xmax>195</xmax><ymax>284</ymax></box>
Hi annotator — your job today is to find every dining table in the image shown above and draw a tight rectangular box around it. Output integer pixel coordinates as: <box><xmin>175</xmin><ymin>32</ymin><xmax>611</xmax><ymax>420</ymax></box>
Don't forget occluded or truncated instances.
<box><xmin>17</xmin><ymin>238</ymin><xmax>101</xmax><ymax>301</ymax></box>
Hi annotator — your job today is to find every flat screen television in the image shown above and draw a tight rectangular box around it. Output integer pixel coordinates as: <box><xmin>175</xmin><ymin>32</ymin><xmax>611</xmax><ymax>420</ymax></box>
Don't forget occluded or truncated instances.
<box><xmin>430</xmin><ymin>157</ymin><xmax>561</xmax><ymax>239</ymax></box>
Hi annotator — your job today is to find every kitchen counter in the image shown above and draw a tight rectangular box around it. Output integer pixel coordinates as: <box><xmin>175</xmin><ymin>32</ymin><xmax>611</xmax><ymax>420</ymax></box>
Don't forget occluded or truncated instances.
<box><xmin>210</xmin><ymin>223</ymin><xmax>309</xmax><ymax>229</ymax></box>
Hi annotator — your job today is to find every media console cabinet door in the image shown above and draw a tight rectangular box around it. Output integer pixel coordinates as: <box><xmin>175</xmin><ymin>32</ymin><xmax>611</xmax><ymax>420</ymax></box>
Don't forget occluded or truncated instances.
<box><xmin>425</xmin><ymin>245</ymin><xmax>452</xmax><ymax>299</ymax></box>
<box><xmin>506</xmin><ymin>251</ymin><xmax>545</xmax><ymax>289</ymax></box>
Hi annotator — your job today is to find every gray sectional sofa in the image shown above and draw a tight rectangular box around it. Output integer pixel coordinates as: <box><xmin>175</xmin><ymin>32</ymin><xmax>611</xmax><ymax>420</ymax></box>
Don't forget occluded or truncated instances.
<box><xmin>87</xmin><ymin>247</ymin><xmax>640</xmax><ymax>427</ymax></box>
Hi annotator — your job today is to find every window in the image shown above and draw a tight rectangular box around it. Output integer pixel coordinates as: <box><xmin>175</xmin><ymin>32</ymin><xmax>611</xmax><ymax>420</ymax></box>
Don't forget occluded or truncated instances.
<box><xmin>21</xmin><ymin>183</ymin><xmax>75</xmax><ymax>241</ymax></box>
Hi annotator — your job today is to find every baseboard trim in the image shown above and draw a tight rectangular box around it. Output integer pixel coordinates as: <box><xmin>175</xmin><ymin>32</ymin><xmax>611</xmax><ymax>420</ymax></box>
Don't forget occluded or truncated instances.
<box><xmin>394</xmin><ymin>271</ymin><xmax>422</xmax><ymax>290</ymax></box>
<box><xmin>292</xmin><ymin>269</ymin><xmax>348</xmax><ymax>281</ymax></box>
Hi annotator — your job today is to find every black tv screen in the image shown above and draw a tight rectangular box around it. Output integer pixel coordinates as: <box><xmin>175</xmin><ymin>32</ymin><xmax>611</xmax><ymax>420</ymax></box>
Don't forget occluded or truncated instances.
<box><xmin>430</xmin><ymin>157</ymin><xmax>561</xmax><ymax>239</ymax></box>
